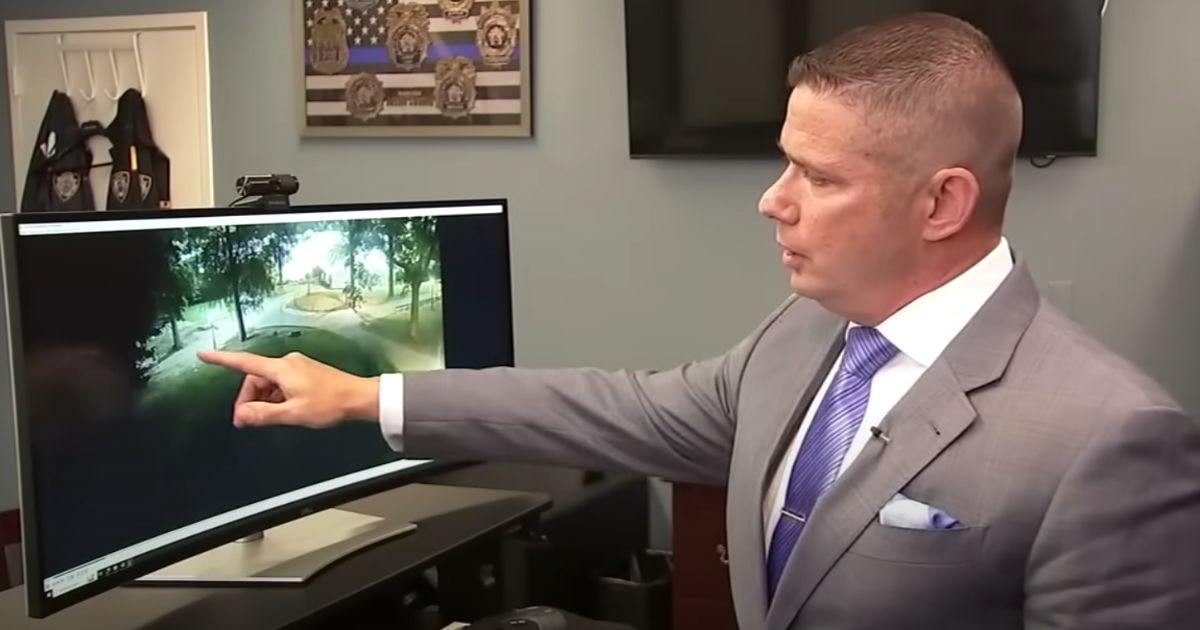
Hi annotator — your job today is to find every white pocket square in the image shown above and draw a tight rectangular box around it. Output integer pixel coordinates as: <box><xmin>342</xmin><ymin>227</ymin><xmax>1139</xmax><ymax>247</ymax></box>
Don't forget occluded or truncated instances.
<box><xmin>879</xmin><ymin>493</ymin><xmax>962</xmax><ymax>530</ymax></box>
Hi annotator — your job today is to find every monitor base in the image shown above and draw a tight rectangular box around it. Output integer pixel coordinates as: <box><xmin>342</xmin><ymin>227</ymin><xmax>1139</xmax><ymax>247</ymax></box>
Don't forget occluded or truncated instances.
<box><xmin>132</xmin><ymin>508</ymin><xmax>417</xmax><ymax>585</ymax></box>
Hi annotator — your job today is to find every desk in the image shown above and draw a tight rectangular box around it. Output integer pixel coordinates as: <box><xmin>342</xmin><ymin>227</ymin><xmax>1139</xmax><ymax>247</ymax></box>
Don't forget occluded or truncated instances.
<box><xmin>0</xmin><ymin>484</ymin><xmax>551</xmax><ymax>630</ymax></box>
<box><xmin>428</xmin><ymin>464</ymin><xmax>650</xmax><ymax>618</ymax></box>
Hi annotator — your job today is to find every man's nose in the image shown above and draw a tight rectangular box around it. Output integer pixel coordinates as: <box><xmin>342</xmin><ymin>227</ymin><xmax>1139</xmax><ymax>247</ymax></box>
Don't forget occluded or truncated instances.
<box><xmin>759</xmin><ymin>182</ymin><xmax>794</xmax><ymax>223</ymax></box>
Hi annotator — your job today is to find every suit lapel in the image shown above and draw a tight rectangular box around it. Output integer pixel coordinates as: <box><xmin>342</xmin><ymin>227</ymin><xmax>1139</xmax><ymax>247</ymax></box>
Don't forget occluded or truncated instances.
<box><xmin>763</xmin><ymin>361</ymin><xmax>977</xmax><ymax>630</ymax></box>
<box><xmin>726</xmin><ymin>305</ymin><xmax>843</xmax><ymax>630</ymax></box>
<box><xmin>761</xmin><ymin>258</ymin><xmax>1042</xmax><ymax>630</ymax></box>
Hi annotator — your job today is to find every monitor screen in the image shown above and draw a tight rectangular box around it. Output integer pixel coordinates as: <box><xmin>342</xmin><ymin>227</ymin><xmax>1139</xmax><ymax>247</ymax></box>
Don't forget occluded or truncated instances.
<box><xmin>1</xmin><ymin>200</ymin><xmax>513</xmax><ymax>617</ymax></box>
<box><xmin>624</xmin><ymin>0</ymin><xmax>1103</xmax><ymax>158</ymax></box>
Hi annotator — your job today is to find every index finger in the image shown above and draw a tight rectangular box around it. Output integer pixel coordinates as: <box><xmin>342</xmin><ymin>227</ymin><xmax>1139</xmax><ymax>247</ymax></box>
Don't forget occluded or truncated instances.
<box><xmin>197</xmin><ymin>350</ymin><xmax>281</xmax><ymax>380</ymax></box>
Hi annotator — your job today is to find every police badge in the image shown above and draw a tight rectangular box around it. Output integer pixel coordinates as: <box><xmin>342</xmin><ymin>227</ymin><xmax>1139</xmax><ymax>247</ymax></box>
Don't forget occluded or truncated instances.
<box><xmin>345</xmin><ymin>0</ymin><xmax>379</xmax><ymax>12</ymax></box>
<box><xmin>139</xmin><ymin>173</ymin><xmax>154</xmax><ymax>201</ymax></box>
<box><xmin>434</xmin><ymin>57</ymin><xmax>478</xmax><ymax>119</ymax></box>
<box><xmin>345</xmin><ymin>73</ymin><xmax>387</xmax><ymax>121</ymax></box>
<box><xmin>310</xmin><ymin>7</ymin><xmax>350</xmax><ymax>75</ymax></box>
<box><xmin>386</xmin><ymin>3</ymin><xmax>432</xmax><ymax>72</ymax></box>
<box><xmin>298</xmin><ymin>0</ymin><xmax>532</xmax><ymax>136</ymax></box>
<box><xmin>476</xmin><ymin>0</ymin><xmax>517</xmax><ymax>69</ymax></box>
<box><xmin>111</xmin><ymin>171</ymin><xmax>131</xmax><ymax>204</ymax></box>
<box><xmin>437</xmin><ymin>0</ymin><xmax>474</xmax><ymax>24</ymax></box>
<box><xmin>53</xmin><ymin>171</ymin><xmax>81</xmax><ymax>203</ymax></box>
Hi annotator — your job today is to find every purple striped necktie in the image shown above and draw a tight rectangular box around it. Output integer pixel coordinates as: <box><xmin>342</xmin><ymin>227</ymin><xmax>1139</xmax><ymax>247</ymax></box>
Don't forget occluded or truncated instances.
<box><xmin>766</xmin><ymin>326</ymin><xmax>898</xmax><ymax>601</ymax></box>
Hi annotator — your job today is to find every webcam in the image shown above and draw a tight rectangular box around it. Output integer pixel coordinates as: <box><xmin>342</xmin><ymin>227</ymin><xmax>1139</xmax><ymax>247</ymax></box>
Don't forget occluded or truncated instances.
<box><xmin>232</xmin><ymin>174</ymin><xmax>299</xmax><ymax>209</ymax></box>
<box><xmin>235</xmin><ymin>174</ymin><xmax>300</xmax><ymax>198</ymax></box>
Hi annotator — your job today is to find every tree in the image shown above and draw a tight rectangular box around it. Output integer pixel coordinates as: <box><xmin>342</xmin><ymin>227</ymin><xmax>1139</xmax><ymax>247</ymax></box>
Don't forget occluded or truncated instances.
<box><xmin>428</xmin><ymin>238</ymin><xmax>441</xmax><ymax>308</ymax></box>
<box><xmin>306</xmin><ymin>265</ymin><xmax>330</xmax><ymax>294</ymax></box>
<box><xmin>386</xmin><ymin>218</ymin><xmax>438</xmax><ymax>338</ymax></box>
<box><xmin>185</xmin><ymin>225</ymin><xmax>277</xmax><ymax>343</ymax></box>
<box><xmin>334</xmin><ymin>220</ymin><xmax>387</xmax><ymax>311</ymax></box>
<box><xmin>333</xmin><ymin>221</ymin><xmax>364</xmax><ymax>310</ymax></box>
<box><xmin>385</xmin><ymin>228</ymin><xmax>397</xmax><ymax>299</ymax></box>
<box><xmin>158</xmin><ymin>234</ymin><xmax>198</xmax><ymax>351</ymax></box>
<box><xmin>262</xmin><ymin>223</ymin><xmax>299</xmax><ymax>284</ymax></box>
<box><xmin>374</xmin><ymin>218</ymin><xmax>409</xmax><ymax>301</ymax></box>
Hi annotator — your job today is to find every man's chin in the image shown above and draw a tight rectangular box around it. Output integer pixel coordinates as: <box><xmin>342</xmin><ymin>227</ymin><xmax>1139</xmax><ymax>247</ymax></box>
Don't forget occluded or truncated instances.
<box><xmin>789</xmin><ymin>276</ymin><xmax>840</xmax><ymax>310</ymax></box>
<box><xmin>788</xmin><ymin>272</ymin><xmax>817</xmax><ymax>298</ymax></box>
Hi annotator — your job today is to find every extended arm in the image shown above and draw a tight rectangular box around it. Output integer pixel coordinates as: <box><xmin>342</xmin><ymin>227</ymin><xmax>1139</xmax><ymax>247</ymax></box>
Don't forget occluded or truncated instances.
<box><xmin>398</xmin><ymin>359</ymin><xmax>742</xmax><ymax>485</ymax></box>
<box><xmin>392</xmin><ymin>299</ymin><xmax>797</xmax><ymax>485</ymax></box>
<box><xmin>198</xmin><ymin>299</ymin><xmax>797</xmax><ymax>486</ymax></box>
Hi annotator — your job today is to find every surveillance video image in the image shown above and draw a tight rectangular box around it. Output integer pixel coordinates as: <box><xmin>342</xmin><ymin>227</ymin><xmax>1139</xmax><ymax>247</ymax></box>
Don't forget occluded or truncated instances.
<box><xmin>18</xmin><ymin>215</ymin><xmax>445</xmax><ymax>575</ymax></box>
<box><xmin>140</xmin><ymin>217</ymin><xmax>444</xmax><ymax>420</ymax></box>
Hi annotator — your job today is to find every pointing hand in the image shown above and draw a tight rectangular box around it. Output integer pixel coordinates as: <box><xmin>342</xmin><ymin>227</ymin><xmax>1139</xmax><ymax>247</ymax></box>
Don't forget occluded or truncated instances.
<box><xmin>197</xmin><ymin>350</ymin><xmax>379</xmax><ymax>428</ymax></box>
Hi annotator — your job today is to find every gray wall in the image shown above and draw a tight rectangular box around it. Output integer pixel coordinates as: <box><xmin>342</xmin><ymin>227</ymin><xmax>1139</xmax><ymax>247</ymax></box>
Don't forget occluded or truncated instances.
<box><xmin>1</xmin><ymin>1</ymin><xmax>1197</xmax><ymax>551</ymax></box>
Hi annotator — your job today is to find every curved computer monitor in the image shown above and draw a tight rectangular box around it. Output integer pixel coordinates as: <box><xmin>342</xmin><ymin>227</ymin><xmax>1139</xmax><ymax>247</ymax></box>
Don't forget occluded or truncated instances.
<box><xmin>0</xmin><ymin>199</ymin><xmax>514</xmax><ymax>618</ymax></box>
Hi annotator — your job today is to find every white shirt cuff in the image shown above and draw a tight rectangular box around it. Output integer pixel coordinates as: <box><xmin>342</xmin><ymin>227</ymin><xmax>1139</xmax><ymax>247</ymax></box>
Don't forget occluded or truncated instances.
<box><xmin>378</xmin><ymin>373</ymin><xmax>405</xmax><ymax>451</ymax></box>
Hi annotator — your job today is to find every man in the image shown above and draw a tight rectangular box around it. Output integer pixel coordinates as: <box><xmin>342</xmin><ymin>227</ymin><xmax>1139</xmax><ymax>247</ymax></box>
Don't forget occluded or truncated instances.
<box><xmin>201</xmin><ymin>13</ymin><xmax>1200</xmax><ymax>630</ymax></box>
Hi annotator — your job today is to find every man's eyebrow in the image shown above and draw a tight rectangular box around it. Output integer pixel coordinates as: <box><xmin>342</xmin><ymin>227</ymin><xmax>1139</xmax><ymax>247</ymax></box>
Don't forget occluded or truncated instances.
<box><xmin>776</xmin><ymin>141</ymin><xmax>803</xmax><ymax>164</ymax></box>
<box><xmin>776</xmin><ymin>141</ymin><xmax>825</xmax><ymax>173</ymax></box>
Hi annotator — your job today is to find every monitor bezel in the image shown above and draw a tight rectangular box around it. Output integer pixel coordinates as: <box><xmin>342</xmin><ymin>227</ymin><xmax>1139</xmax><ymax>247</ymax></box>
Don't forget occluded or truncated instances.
<box><xmin>2</xmin><ymin>198</ymin><xmax>512</xmax><ymax>618</ymax></box>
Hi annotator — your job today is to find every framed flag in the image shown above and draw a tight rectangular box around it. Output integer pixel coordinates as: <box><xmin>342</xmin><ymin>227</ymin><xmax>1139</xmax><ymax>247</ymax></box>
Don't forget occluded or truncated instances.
<box><xmin>295</xmin><ymin>0</ymin><xmax>532</xmax><ymax>137</ymax></box>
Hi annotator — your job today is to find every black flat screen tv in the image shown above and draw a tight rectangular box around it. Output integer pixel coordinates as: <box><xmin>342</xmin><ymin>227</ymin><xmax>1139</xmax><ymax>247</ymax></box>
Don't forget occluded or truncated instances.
<box><xmin>625</xmin><ymin>0</ymin><xmax>1103</xmax><ymax>158</ymax></box>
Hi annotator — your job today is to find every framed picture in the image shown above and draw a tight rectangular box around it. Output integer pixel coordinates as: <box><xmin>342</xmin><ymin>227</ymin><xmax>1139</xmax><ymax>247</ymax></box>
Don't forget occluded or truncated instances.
<box><xmin>295</xmin><ymin>0</ymin><xmax>532</xmax><ymax>137</ymax></box>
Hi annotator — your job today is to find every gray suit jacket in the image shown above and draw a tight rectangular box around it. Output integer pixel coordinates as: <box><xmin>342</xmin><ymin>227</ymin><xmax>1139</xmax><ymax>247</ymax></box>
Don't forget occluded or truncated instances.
<box><xmin>398</xmin><ymin>259</ymin><xmax>1200</xmax><ymax>629</ymax></box>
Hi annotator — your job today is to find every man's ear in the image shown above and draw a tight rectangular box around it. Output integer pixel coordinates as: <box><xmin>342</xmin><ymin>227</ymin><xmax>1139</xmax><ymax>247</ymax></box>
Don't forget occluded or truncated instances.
<box><xmin>923</xmin><ymin>167</ymin><xmax>980</xmax><ymax>241</ymax></box>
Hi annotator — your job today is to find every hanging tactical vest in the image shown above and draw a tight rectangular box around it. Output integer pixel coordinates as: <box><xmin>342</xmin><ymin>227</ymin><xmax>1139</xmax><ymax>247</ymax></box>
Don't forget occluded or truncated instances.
<box><xmin>20</xmin><ymin>89</ymin><xmax>172</xmax><ymax>212</ymax></box>
<box><xmin>20</xmin><ymin>90</ymin><xmax>96</xmax><ymax>212</ymax></box>
<box><xmin>105</xmin><ymin>89</ymin><xmax>171</xmax><ymax>211</ymax></box>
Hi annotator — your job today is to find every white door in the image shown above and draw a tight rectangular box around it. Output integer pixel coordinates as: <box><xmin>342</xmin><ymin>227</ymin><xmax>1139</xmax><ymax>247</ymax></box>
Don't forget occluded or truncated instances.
<box><xmin>5</xmin><ymin>12</ymin><xmax>213</xmax><ymax>210</ymax></box>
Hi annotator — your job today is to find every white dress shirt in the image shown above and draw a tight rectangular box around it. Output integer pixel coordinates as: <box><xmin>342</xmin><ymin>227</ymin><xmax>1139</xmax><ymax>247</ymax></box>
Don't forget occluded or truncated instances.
<box><xmin>379</xmin><ymin>239</ymin><xmax>1015</xmax><ymax>545</ymax></box>
<box><xmin>761</xmin><ymin>238</ymin><xmax>1014</xmax><ymax>552</ymax></box>
<box><xmin>379</xmin><ymin>372</ymin><xmax>406</xmax><ymax>451</ymax></box>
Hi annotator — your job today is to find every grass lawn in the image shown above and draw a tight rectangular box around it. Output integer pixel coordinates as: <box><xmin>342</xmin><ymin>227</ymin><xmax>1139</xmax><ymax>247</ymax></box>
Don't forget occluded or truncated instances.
<box><xmin>362</xmin><ymin>305</ymin><xmax>444</xmax><ymax>351</ymax></box>
<box><xmin>293</xmin><ymin>287</ymin><xmax>416</xmax><ymax>311</ymax></box>
<box><xmin>139</xmin><ymin>326</ymin><xmax>393</xmax><ymax>434</ymax></box>
<box><xmin>181</xmin><ymin>299</ymin><xmax>228</xmax><ymax>324</ymax></box>
<box><xmin>132</xmin><ymin>325</ymin><xmax>404</xmax><ymax>525</ymax></box>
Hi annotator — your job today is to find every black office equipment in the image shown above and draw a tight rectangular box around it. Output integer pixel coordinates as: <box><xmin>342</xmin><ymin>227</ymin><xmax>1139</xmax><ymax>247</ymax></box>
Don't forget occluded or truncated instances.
<box><xmin>0</xmin><ymin>199</ymin><xmax>515</xmax><ymax>618</ymax></box>
<box><xmin>624</xmin><ymin>0</ymin><xmax>1104</xmax><ymax>159</ymax></box>
<box><xmin>466</xmin><ymin>606</ymin><xmax>634</xmax><ymax>630</ymax></box>
<box><xmin>0</xmin><ymin>484</ymin><xmax>552</xmax><ymax>630</ymax></box>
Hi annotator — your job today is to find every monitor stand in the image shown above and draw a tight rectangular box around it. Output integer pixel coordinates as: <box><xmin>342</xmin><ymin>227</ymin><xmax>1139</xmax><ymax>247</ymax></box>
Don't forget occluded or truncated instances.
<box><xmin>133</xmin><ymin>508</ymin><xmax>417</xmax><ymax>585</ymax></box>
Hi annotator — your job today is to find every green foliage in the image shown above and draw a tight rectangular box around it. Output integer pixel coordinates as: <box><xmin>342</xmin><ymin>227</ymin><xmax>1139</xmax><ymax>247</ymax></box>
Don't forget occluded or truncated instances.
<box><xmin>386</xmin><ymin>217</ymin><xmax>437</xmax><ymax>287</ymax></box>
<box><xmin>333</xmin><ymin>220</ymin><xmax>366</xmax><ymax>310</ymax></box>
<box><xmin>177</xmin><ymin>224</ymin><xmax>281</xmax><ymax>342</ymax></box>
<box><xmin>262</xmin><ymin>223</ymin><xmax>299</xmax><ymax>282</ymax></box>
<box><xmin>161</xmin><ymin>217</ymin><xmax>437</xmax><ymax>345</ymax></box>
<box><xmin>385</xmin><ymin>218</ymin><xmax>438</xmax><ymax>337</ymax></box>
<box><xmin>154</xmin><ymin>232</ymin><xmax>200</xmax><ymax>352</ymax></box>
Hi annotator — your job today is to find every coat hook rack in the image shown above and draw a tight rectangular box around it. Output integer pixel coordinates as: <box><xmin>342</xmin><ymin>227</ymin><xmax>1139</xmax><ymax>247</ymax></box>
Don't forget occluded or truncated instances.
<box><xmin>104</xmin><ymin>49</ymin><xmax>121</xmax><ymax>101</ymax></box>
<box><xmin>132</xmin><ymin>33</ymin><xmax>147</xmax><ymax>96</ymax></box>
<box><xmin>79</xmin><ymin>50</ymin><xmax>98</xmax><ymax>102</ymax></box>
<box><xmin>56</xmin><ymin>34</ymin><xmax>71</xmax><ymax>96</ymax></box>
<box><xmin>52</xmin><ymin>33</ymin><xmax>147</xmax><ymax>102</ymax></box>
